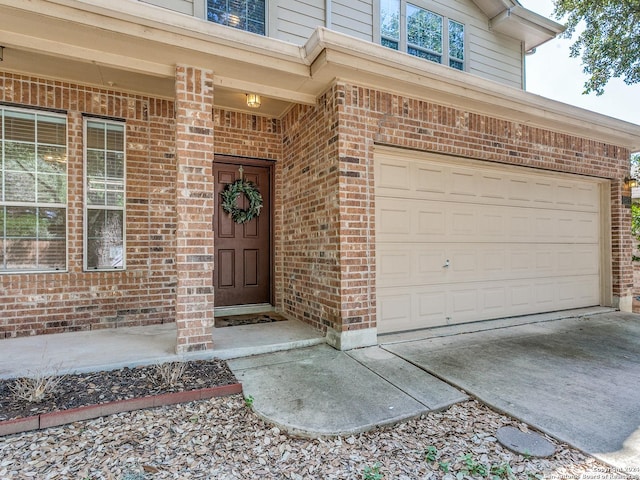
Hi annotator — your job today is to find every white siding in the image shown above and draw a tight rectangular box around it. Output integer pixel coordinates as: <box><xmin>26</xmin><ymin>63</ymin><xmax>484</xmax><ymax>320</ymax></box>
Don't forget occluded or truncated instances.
<box><xmin>272</xmin><ymin>0</ymin><xmax>325</xmax><ymax>44</ymax></box>
<box><xmin>139</xmin><ymin>0</ymin><xmax>194</xmax><ymax>16</ymax></box>
<box><xmin>427</xmin><ymin>0</ymin><xmax>523</xmax><ymax>88</ymax></box>
<box><xmin>331</xmin><ymin>0</ymin><xmax>373</xmax><ymax>41</ymax></box>
<box><xmin>137</xmin><ymin>0</ymin><xmax>523</xmax><ymax>87</ymax></box>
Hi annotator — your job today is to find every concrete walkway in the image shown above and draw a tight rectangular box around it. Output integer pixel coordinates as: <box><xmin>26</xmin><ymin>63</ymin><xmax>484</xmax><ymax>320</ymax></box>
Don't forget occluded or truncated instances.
<box><xmin>228</xmin><ymin>344</ymin><xmax>467</xmax><ymax>437</ymax></box>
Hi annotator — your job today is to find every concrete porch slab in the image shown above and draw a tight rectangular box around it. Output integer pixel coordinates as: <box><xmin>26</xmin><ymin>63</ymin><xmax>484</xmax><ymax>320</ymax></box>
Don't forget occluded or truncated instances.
<box><xmin>0</xmin><ymin>319</ymin><xmax>325</xmax><ymax>379</ymax></box>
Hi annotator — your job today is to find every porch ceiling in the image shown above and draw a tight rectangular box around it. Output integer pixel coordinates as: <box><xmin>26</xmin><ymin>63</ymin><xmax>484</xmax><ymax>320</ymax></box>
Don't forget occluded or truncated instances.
<box><xmin>0</xmin><ymin>0</ymin><xmax>639</xmax><ymax>150</ymax></box>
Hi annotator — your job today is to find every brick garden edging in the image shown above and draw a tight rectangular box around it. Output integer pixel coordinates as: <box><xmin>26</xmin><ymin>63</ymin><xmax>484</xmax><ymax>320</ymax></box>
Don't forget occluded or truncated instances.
<box><xmin>0</xmin><ymin>383</ymin><xmax>242</xmax><ymax>437</ymax></box>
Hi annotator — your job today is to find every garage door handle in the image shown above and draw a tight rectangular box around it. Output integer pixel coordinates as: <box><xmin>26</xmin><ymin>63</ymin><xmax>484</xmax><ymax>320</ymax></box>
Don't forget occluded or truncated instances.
<box><xmin>443</xmin><ymin>259</ymin><xmax>450</xmax><ymax>268</ymax></box>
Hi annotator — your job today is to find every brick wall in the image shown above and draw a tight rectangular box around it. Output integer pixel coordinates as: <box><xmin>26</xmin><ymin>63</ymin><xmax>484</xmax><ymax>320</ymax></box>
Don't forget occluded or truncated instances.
<box><xmin>279</xmin><ymin>93</ymin><xmax>342</xmax><ymax>333</ymax></box>
<box><xmin>0</xmin><ymin>72</ymin><xmax>633</xmax><ymax>340</ymax></box>
<box><xmin>334</xmin><ymin>80</ymin><xmax>633</xmax><ymax>332</ymax></box>
<box><xmin>0</xmin><ymin>72</ymin><xmax>176</xmax><ymax>338</ymax></box>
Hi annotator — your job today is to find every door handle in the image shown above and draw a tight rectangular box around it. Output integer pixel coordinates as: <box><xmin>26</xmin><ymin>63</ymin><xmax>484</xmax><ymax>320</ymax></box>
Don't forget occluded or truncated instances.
<box><xmin>443</xmin><ymin>259</ymin><xmax>450</xmax><ymax>268</ymax></box>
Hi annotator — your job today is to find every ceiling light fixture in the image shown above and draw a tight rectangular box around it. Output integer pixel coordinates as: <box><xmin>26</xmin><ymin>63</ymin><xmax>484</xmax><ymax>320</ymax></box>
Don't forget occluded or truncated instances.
<box><xmin>246</xmin><ymin>93</ymin><xmax>261</xmax><ymax>109</ymax></box>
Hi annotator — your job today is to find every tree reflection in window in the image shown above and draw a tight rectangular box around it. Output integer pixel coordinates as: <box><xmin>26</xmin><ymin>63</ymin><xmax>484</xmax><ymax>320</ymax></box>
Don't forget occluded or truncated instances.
<box><xmin>380</xmin><ymin>1</ymin><xmax>465</xmax><ymax>71</ymax></box>
<box><xmin>207</xmin><ymin>0</ymin><xmax>265</xmax><ymax>35</ymax></box>
<box><xmin>0</xmin><ymin>109</ymin><xmax>67</xmax><ymax>272</ymax></box>
<box><xmin>84</xmin><ymin>120</ymin><xmax>125</xmax><ymax>270</ymax></box>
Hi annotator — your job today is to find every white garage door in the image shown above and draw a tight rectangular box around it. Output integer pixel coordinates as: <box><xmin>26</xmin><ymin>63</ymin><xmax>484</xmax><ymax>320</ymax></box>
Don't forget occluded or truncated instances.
<box><xmin>375</xmin><ymin>148</ymin><xmax>605</xmax><ymax>334</ymax></box>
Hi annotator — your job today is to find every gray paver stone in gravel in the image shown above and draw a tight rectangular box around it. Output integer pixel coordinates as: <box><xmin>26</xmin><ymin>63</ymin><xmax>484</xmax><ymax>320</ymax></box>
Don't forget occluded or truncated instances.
<box><xmin>496</xmin><ymin>426</ymin><xmax>556</xmax><ymax>457</ymax></box>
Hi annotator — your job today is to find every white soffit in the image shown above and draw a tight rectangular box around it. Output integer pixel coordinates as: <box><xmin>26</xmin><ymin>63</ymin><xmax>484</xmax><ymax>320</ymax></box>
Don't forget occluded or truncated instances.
<box><xmin>471</xmin><ymin>0</ymin><xmax>566</xmax><ymax>51</ymax></box>
<box><xmin>489</xmin><ymin>6</ymin><xmax>566</xmax><ymax>51</ymax></box>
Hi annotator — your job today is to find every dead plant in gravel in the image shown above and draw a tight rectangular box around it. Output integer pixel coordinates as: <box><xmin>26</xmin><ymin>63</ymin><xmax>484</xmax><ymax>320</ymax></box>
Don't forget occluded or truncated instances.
<box><xmin>9</xmin><ymin>369</ymin><xmax>66</xmax><ymax>403</ymax></box>
<box><xmin>152</xmin><ymin>361</ymin><xmax>187</xmax><ymax>387</ymax></box>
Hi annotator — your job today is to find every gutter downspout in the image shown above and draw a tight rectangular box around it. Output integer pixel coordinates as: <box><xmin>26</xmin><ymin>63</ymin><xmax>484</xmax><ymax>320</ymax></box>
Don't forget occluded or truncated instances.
<box><xmin>325</xmin><ymin>0</ymin><xmax>332</xmax><ymax>29</ymax></box>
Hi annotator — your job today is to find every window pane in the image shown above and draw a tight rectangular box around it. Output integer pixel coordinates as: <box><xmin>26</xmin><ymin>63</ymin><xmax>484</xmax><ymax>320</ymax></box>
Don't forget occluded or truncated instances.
<box><xmin>4</xmin><ymin>142</ymin><xmax>36</xmax><ymax>172</ymax></box>
<box><xmin>5</xmin><ymin>239</ymin><xmax>37</xmax><ymax>270</ymax></box>
<box><xmin>38</xmin><ymin>146</ymin><xmax>67</xmax><ymax>174</ymax></box>
<box><xmin>38</xmin><ymin>207</ymin><xmax>65</xmax><ymax>239</ymax></box>
<box><xmin>37</xmin><ymin>173</ymin><xmax>66</xmax><ymax>204</ymax></box>
<box><xmin>2</xmin><ymin>206</ymin><xmax>65</xmax><ymax>270</ymax></box>
<box><xmin>106</xmin><ymin>124</ymin><xmax>124</xmax><ymax>151</ymax></box>
<box><xmin>408</xmin><ymin>46</ymin><xmax>442</xmax><ymax>63</ymax></box>
<box><xmin>450</xmin><ymin>59</ymin><xmax>464</xmax><ymax>70</ymax></box>
<box><xmin>4</xmin><ymin>111</ymin><xmax>35</xmax><ymax>142</ymax></box>
<box><xmin>38</xmin><ymin>239</ymin><xmax>66</xmax><ymax>270</ymax></box>
<box><xmin>86</xmin><ymin>150</ymin><xmax>105</xmax><ymax>178</ymax></box>
<box><xmin>37</xmin><ymin>116</ymin><xmax>66</xmax><ymax>146</ymax></box>
<box><xmin>5</xmin><ymin>206</ymin><xmax>37</xmax><ymax>237</ymax></box>
<box><xmin>87</xmin><ymin>187</ymin><xmax>106</xmax><ymax>206</ymax></box>
<box><xmin>1</xmin><ymin>108</ymin><xmax>67</xmax><ymax>272</ymax></box>
<box><xmin>407</xmin><ymin>5</ymin><xmax>442</xmax><ymax>55</ymax></box>
<box><xmin>106</xmin><ymin>152</ymin><xmax>124</xmax><ymax>180</ymax></box>
<box><xmin>381</xmin><ymin>0</ymin><xmax>400</xmax><ymax>41</ymax></box>
<box><xmin>86</xmin><ymin>121</ymin><xmax>105</xmax><ymax>149</ymax></box>
<box><xmin>5</xmin><ymin>171</ymin><xmax>36</xmax><ymax>202</ymax></box>
<box><xmin>207</xmin><ymin>0</ymin><xmax>265</xmax><ymax>35</ymax></box>
<box><xmin>84</xmin><ymin>119</ymin><xmax>125</xmax><ymax>271</ymax></box>
<box><xmin>449</xmin><ymin>20</ymin><xmax>464</xmax><ymax>61</ymax></box>
<box><xmin>107</xmin><ymin>188</ymin><xmax>125</xmax><ymax>208</ymax></box>
<box><xmin>381</xmin><ymin>38</ymin><xmax>399</xmax><ymax>50</ymax></box>
<box><xmin>87</xmin><ymin>209</ymin><xmax>124</xmax><ymax>269</ymax></box>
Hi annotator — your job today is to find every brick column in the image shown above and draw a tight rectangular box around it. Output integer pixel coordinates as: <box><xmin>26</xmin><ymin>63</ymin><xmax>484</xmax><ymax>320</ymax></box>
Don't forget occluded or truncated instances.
<box><xmin>611</xmin><ymin>179</ymin><xmax>634</xmax><ymax>311</ymax></box>
<box><xmin>174</xmin><ymin>65</ymin><xmax>215</xmax><ymax>353</ymax></box>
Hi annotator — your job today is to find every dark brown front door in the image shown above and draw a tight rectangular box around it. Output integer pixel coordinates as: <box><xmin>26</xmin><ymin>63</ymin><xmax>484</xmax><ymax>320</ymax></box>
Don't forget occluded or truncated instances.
<box><xmin>214</xmin><ymin>157</ymin><xmax>271</xmax><ymax>307</ymax></box>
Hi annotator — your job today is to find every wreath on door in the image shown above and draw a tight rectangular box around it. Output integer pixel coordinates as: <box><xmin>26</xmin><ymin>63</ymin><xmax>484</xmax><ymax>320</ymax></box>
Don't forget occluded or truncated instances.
<box><xmin>221</xmin><ymin>179</ymin><xmax>264</xmax><ymax>224</ymax></box>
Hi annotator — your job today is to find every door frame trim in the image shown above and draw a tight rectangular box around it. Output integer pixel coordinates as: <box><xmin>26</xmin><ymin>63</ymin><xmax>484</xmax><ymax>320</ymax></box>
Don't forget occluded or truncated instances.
<box><xmin>213</xmin><ymin>154</ymin><xmax>275</xmax><ymax>307</ymax></box>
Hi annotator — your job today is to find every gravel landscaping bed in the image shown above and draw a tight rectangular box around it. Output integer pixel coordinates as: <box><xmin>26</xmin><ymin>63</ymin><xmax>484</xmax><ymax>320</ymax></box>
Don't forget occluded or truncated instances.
<box><xmin>0</xmin><ymin>360</ymin><xmax>237</xmax><ymax>421</ymax></box>
<box><xmin>0</xmin><ymin>394</ymin><xmax>630</xmax><ymax>479</ymax></box>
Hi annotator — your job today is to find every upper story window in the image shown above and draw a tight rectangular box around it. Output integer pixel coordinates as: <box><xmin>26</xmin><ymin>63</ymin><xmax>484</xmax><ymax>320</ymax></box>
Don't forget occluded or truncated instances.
<box><xmin>84</xmin><ymin>118</ymin><xmax>126</xmax><ymax>271</ymax></box>
<box><xmin>207</xmin><ymin>0</ymin><xmax>266</xmax><ymax>35</ymax></box>
<box><xmin>0</xmin><ymin>107</ymin><xmax>68</xmax><ymax>273</ymax></box>
<box><xmin>381</xmin><ymin>0</ymin><xmax>465</xmax><ymax>71</ymax></box>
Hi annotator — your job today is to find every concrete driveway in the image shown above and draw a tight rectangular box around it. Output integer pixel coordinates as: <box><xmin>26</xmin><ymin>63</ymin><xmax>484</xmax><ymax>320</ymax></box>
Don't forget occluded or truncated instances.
<box><xmin>383</xmin><ymin>311</ymin><xmax>640</xmax><ymax>471</ymax></box>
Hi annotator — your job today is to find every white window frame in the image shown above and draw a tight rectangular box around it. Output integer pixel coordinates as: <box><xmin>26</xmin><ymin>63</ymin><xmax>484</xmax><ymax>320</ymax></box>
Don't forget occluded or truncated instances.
<box><xmin>375</xmin><ymin>0</ymin><xmax>467</xmax><ymax>72</ymax></box>
<box><xmin>202</xmin><ymin>0</ymin><xmax>268</xmax><ymax>36</ymax></box>
<box><xmin>0</xmin><ymin>105</ymin><xmax>68</xmax><ymax>274</ymax></box>
<box><xmin>83</xmin><ymin>117</ymin><xmax>126</xmax><ymax>272</ymax></box>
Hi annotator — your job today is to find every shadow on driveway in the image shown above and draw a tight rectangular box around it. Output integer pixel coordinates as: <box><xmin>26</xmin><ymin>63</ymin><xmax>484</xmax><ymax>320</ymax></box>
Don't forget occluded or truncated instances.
<box><xmin>383</xmin><ymin>312</ymin><xmax>640</xmax><ymax>471</ymax></box>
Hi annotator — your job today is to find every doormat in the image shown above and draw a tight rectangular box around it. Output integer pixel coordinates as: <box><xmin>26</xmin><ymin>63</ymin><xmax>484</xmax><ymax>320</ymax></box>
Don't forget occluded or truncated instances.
<box><xmin>214</xmin><ymin>312</ymin><xmax>287</xmax><ymax>328</ymax></box>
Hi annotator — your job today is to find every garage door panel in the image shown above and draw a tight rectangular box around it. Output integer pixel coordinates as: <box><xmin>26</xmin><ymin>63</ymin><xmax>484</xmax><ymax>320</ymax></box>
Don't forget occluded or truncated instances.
<box><xmin>377</xmin><ymin>243</ymin><xmax>599</xmax><ymax>287</ymax></box>
<box><xmin>378</xmin><ymin>249</ymin><xmax>412</xmax><ymax>282</ymax></box>
<box><xmin>377</xmin><ymin>160</ymin><xmax>411</xmax><ymax>190</ymax></box>
<box><xmin>451</xmin><ymin>171</ymin><xmax>476</xmax><ymax>197</ymax></box>
<box><xmin>416</xmin><ymin>165</ymin><xmax>446</xmax><ymax>194</ymax></box>
<box><xmin>418</xmin><ymin>209</ymin><xmax>446</xmax><ymax>236</ymax></box>
<box><xmin>378</xmin><ymin>197</ymin><xmax>599</xmax><ymax>244</ymax></box>
<box><xmin>376</xmin><ymin>157</ymin><xmax>599</xmax><ymax>214</ymax></box>
<box><xmin>378</xmin><ymin>275</ymin><xmax>600</xmax><ymax>333</ymax></box>
<box><xmin>378</xmin><ymin>292</ymin><xmax>413</xmax><ymax>332</ymax></box>
<box><xmin>479</xmin><ymin>174</ymin><xmax>505</xmax><ymax>200</ymax></box>
<box><xmin>378</xmin><ymin>204</ymin><xmax>411</xmax><ymax>235</ymax></box>
<box><xmin>375</xmin><ymin>150</ymin><xmax>603</xmax><ymax>334</ymax></box>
